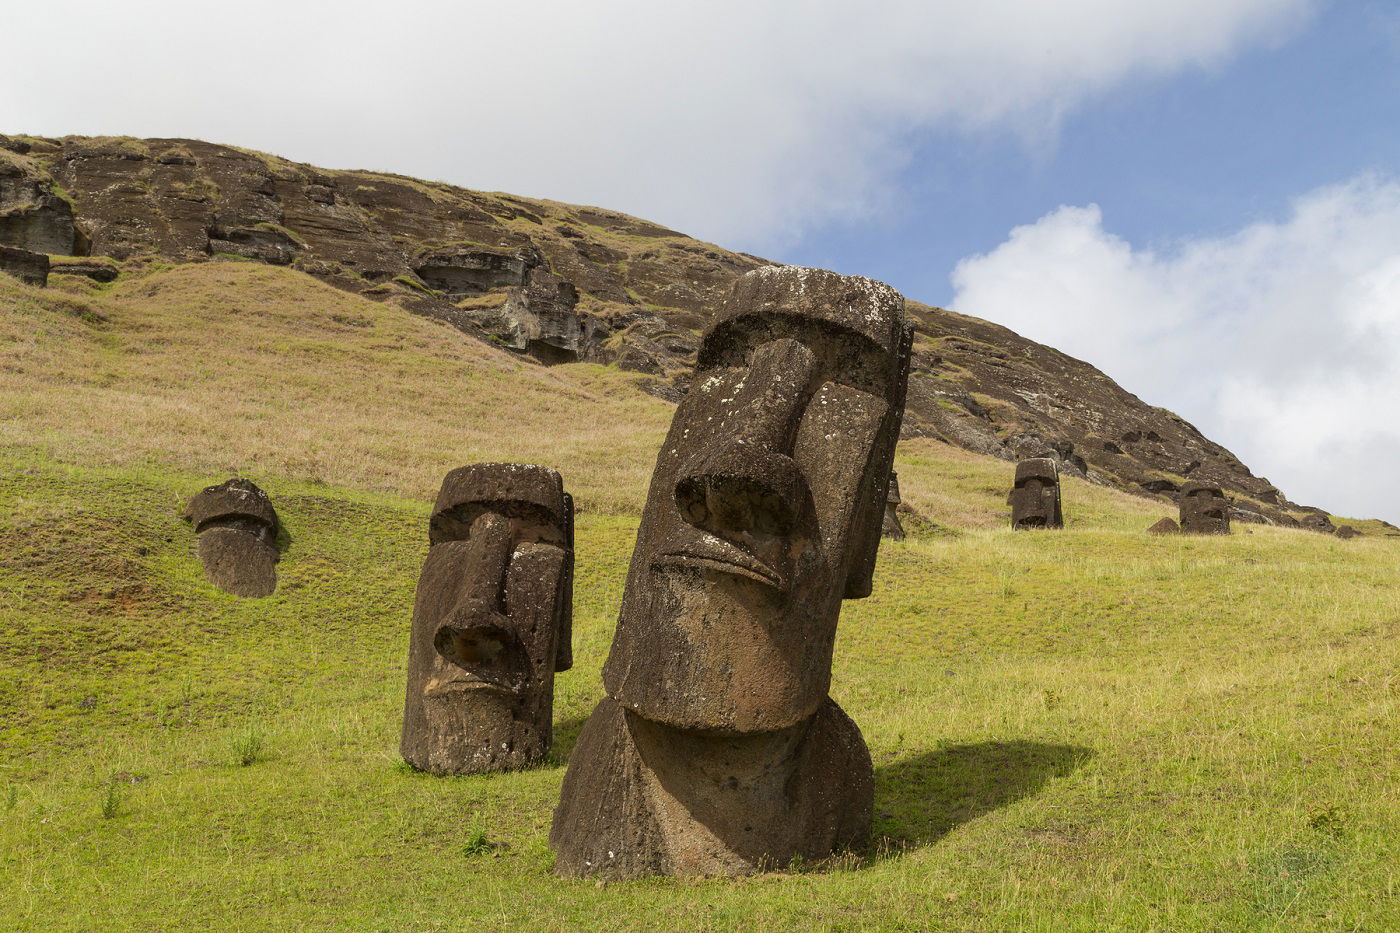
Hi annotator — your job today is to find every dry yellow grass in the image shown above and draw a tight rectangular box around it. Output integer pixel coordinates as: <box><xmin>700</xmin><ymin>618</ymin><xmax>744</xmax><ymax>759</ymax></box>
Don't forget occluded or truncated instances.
<box><xmin>0</xmin><ymin>263</ymin><xmax>675</xmax><ymax>512</ymax></box>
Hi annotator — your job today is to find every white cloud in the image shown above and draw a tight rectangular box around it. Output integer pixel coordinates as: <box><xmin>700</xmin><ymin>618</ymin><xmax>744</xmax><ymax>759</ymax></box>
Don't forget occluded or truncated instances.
<box><xmin>950</xmin><ymin>175</ymin><xmax>1400</xmax><ymax>523</ymax></box>
<box><xmin>5</xmin><ymin>0</ymin><xmax>1312</xmax><ymax>246</ymax></box>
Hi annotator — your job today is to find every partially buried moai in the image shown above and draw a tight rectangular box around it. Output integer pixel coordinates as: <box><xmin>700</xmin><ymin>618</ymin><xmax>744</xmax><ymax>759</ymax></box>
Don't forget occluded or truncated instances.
<box><xmin>1009</xmin><ymin>457</ymin><xmax>1063</xmax><ymax>530</ymax></box>
<box><xmin>1179</xmin><ymin>481</ymin><xmax>1230</xmax><ymax>534</ymax></box>
<box><xmin>184</xmin><ymin>478</ymin><xmax>280</xmax><ymax>597</ymax></box>
<box><xmin>550</xmin><ymin>266</ymin><xmax>912</xmax><ymax>879</ymax></box>
<box><xmin>881</xmin><ymin>471</ymin><xmax>905</xmax><ymax>540</ymax></box>
<box><xmin>400</xmin><ymin>463</ymin><xmax>574</xmax><ymax>775</ymax></box>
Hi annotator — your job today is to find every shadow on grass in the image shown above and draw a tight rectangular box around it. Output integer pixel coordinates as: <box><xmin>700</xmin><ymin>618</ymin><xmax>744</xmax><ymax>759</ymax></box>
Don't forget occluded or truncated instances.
<box><xmin>547</xmin><ymin>712</ymin><xmax>592</xmax><ymax>766</ymax></box>
<box><xmin>872</xmin><ymin>740</ymin><xmax>1092</xmax><ymax>855</ymax></box>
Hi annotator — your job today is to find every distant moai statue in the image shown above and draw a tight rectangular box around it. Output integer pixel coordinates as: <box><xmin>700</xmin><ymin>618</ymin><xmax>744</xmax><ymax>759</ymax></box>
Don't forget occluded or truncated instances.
<box><xmin>400</xmin><ymin>463</ymin><xmax>574</xmax><ymax>775</ymax></box>
<box><xmin>1300</xmin><ymin>512</ymin><xmax>1336</xmax><ymax>534</ymax></box>
<box><xmin>1178</xmin><ymin>481</ymin><xmax>1230</xmax><ymax>534</ymax></box>
<box><xmin>1009</xmin><ymin>458</ymin><xmax>1063</xmax><ymax>530</ymax></box>
<box><xmin>550</xmin><ymin>266</ymin><xmax>912</xmax><ymax>879</ymax></box>
<box><xmin>881</xmin><ymin>471</ymin><xmax>905</xmax><ymax>540</ymax></box>
<box><xmin>184</xmin><ymin>478</ymin><xmax>280</xmax><ymax>597</ymax></box>
<box><xmin>1334</xmin><ymin>525</ymin><xmax>1360</xmax><ymax>540</ymax></box>
<box><xmin>1146</xmin><ymin>517</ymin><xmax>1180</xmax><ymax>535</ymax></box>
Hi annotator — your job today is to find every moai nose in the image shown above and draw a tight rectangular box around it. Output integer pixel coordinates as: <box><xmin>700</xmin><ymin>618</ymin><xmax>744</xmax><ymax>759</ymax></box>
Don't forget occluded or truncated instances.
<box><xmin>459</xmin><ymin>511</ymin><xmax>513</xmax><ymax>612</ymax></box>
<box><xmin>675</xmin><ymin>338</ymin><xmax>819</xmax><ymax>538</ymax></box>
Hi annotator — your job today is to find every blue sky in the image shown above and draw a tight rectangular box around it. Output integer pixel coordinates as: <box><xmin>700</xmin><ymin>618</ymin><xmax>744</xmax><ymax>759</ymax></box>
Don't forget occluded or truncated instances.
<box><xmin>785</xmin><ymin>1</ymin><xmax>1400</xmax><ymax>307</ymax></box>
<box><xmin>6</xmin><ymin>0</ymin><xmax>1399</xmax><ymax>521</ymax></box>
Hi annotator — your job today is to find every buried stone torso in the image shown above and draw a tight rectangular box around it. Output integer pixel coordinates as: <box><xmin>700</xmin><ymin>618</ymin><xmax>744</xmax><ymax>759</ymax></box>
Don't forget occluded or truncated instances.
<box><xmin>551</xmin><ymin>266</ymin><xmax>911</xmax><ymax>878</ymax></box>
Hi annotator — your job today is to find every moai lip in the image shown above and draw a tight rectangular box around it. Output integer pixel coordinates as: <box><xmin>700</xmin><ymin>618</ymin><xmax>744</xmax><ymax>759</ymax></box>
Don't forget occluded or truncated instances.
<box><xmin>551</xmin><ymin>265</ymin><xmax>912</xmax><ymax>879</ymax></box>
<box><xmin>184</xmin><ymin>478</ymin><xmax>279</xmax><ymax>597</ymax></box>
<box><xmin>881</xmin><ymin>471</ymin><xmax>905</xmax><ymax>540</ymax></box>
<box><xmin>1179</xmin><ymin>481</ymin><xmax>1231</xmax><ymax>535</ymax></box>
<box><xmin>400</xmin><ymin>463</ymin><xmax>574</xmax><ymax>775</ymax></box>
<box><xmin>1009</xmin><ymin>458</ymin><xmax>1063</xmax><ymax>530</ymax></box>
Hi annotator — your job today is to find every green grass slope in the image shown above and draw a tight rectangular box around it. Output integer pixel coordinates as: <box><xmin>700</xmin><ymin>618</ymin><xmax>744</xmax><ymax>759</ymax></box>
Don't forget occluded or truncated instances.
<box><xmin>2</xmin><ymin>265</ymin><xmax>1398</xmax><ymax>930</ymax></box>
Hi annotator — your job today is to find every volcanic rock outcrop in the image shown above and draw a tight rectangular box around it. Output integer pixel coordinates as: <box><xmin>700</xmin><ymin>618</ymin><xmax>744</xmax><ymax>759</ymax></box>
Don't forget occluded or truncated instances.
<box><xmin>401</xmin><ymin>463</ymin><xmax>574</xmax><ymax>775</ymax></box>
<box><xmin>550</xmin><ymin>266</ymin><xmax>911</xmax><ymax>878</ymax></box>
<box><xmin>1009</xmin><ymin>457</ymin><xmax>1063</xmax><ymax>530</ymax></box>
<box><xmin>184</xmin><ymin>479</ymin><xmax>280</xmax><ymax>597</ymax></box>
<box><xmin>1179</xmin><ymin>481</ymin><xmax>1230</xmax><ymax>535</ymax></box>
<box><xmin>0</xmin><ymin>133</ymin><xmax>1339</xmax><ymax>522</ymax></box>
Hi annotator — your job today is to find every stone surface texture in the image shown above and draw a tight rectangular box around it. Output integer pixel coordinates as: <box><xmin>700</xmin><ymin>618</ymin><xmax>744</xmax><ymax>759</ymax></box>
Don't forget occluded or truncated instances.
<box><xmin>0</xmin><ymin>244</ymin><xmax>48</xmax><ymax>286</ymax></box>
<box><xmin>1009</xmin><ymin>457</ymin><xmax>1063</xmax><ymax>530</ymax></box>
<box><xmin>400</xmin><ymin>463</ymin><xmax>574</xmax><ymax>775</ymax></box>
<box><xmin>183</xmin><ymin>478</ymin><xmax>279</xmax><ymax>597</ymax></box>
<box><xmin>551</xmin><ymin>266</ymin><xmax>911</xmax><ymax>878</ymax></box>
<box><xmin>1179</xmin><ymin>481</ymin><xmax>1231</xmax><ymax>535</ymax></box>
<box><xmin>1147</xmin><ymin>516</ymin><xmax>1181</xmax><ymax>535</ymax></box>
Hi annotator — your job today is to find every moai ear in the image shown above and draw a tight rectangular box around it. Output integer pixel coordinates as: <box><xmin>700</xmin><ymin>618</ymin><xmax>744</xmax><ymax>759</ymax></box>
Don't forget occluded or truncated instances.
<box><xmin>843</xmin><ymin>324</ymin><xmax>912</xmax><ymax>599</ymax></box>
<box><xmin>555</xmin><ymin>492</ymin><xmax>575</xmax><ymax>673</ymax></box>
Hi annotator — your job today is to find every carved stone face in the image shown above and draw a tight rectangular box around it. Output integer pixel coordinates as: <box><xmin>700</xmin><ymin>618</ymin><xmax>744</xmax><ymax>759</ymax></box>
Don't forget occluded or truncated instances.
<box><xmin>184</xmin><ymin>478</ymin><xmax>279</xmax><ymax>597</ymax></box>
<box><xmin>1179</xmin><ymin>481</ymin><xmax>1230</xmax><ymax>535</ymax></box>
<box><xmin>1010</xmin><ymin>458</ymin><xmax>1063</xmax><ymax>530</ymax></box>
<box><xmin>601</xmin><ymin>267</ymin><xmax>911</xmax><ymax>734</ymax></box>
<box><xmin>400</xmin><ymin>463</ymin><xmax>573</xmax><ymax>774</ymax></box>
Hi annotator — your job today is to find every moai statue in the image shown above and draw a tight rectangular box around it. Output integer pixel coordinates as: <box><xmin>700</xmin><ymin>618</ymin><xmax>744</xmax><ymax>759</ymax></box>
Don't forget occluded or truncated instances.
<box><xmin>184</xmin><ymin>478</ymin><xmax>280</xmax><ymax>597</ymax></box>
<box><xmin>1179</xmin><ymin>481</ymin><xmax>1230</xmax><ymax>535</ymax></box>
<box><xmin>400</xmin><ymin>463</ymin><xmax>574</xmax><ymax>775</ymax></box>
<box><xmin>551</xmin><ymin>266</ymin><xmax>912</xmax><ymax>879</ymax></box>
<box><xmin>1334</xmin><ymin>525</ymin><xmax>1360</xmax><ymax>540</ymax></box>
<box><xmin>1009</xmin><ymin>458</ymin><xmax>1063</xmax><ymax>530</ymax></box>
<box><xmin>1301</xmin><ymin>512</ymin><xmax>1336</xmax><ymax>534</ymax></box>
<box><xmin>1146</xmin><ymin>517</ymin><xmax>1180</xmax><ymax>535</ymax></box>
<box><xmin>881</xmin><ymin>471</ymin><xmax>905</xmax><ymax>540</ymax></box>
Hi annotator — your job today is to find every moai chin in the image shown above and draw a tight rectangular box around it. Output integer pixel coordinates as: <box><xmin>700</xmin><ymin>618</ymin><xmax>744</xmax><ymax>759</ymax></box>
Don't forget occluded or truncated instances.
<box><xmin>550</xmin><ymin>266</ymin><xmax>912</xmax><ymax>879</ymax></box>
<box><xmin>184</xmin><ymin>478</ymin><xmax>280</xmax><ymax>597</ymax></box>
<box><xmin>400</xmin><ymin>463</ymin><xmax>574</xmax><ymax>775</ymax></box>
<box><xmin>1179</xmin><ymin>481</ymin><xmax>1230</xmax><ymax>534</ymax></box>
<box><xmin>1009</xmin><ymin>458</ymin><xmax>1063</xmax><ymax>530</ymax></box>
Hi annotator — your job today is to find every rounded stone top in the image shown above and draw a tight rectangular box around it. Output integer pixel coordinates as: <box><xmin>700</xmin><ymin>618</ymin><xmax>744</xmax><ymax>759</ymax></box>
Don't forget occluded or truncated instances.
<box><xmin>710</xmin><ymin>265</ymin><xmax>908</xmax><ymax>357</ymax></box>
<box><xmin>1015</xmin><ymin>458</ymin><xmax>1059</xmax><ymax>484</ymax></box>
<box><xmin>185</xmin><ymin>478</ymin><xmax>278</xmax><ymax>532</ymax></box>
<box><xmin>431</xmin><ymin>462</ymin><xmax>568</xmax><ymax>533</ymax></box>
<box><xmin>1179</xmin><ymin>480</ymin><xmax>1225</xmax><ymax>498</ymax></box>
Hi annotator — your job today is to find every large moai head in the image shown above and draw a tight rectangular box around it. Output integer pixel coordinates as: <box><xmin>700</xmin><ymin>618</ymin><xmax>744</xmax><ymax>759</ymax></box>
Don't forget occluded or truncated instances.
<box><xmin>553</xmin><ymin>266</ymin><xmax>911</xmax><ymax>879</ymax></box>
<box><xmin>1009</xmin><ymin>457</ymin><xmax>1063</xmax><ymax>530</ymax></box>
<box><xmin>601</xmin><ymin>265</ymin><xmax>911</xmax><ymax>734</ymax></box>
<box><xmin>184</xmin><ymin>478</ymin><xmax>279</xmax><ymax>597</ymax></box>
<box><xmin>1179</xmin><ymin>481</ymin><xmax>1230</xmax><ymax>535</ymax></box>
<box><xmin>400</xmin><ymin>463</ymin><xmax>573</xmax><ymax>775</ymax></box>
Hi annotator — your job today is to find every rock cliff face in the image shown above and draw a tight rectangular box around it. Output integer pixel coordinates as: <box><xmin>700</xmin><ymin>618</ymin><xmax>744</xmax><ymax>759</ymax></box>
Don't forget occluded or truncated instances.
<box><xmin>0</xmin><ymin>133</ymin><xmax>1318</xmax><ymax>521</ymax></box>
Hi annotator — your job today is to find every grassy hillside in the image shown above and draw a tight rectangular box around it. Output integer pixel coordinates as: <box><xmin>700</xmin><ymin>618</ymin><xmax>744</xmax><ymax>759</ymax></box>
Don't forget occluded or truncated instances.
<box><xmin>2</xmin><ymin>264</ymin><xmax>1398</xmax><ymax>930</ymax></box>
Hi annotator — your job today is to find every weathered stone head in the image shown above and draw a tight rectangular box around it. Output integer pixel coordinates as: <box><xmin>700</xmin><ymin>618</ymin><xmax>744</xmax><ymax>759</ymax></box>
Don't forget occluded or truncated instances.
<box><xmin>184</xmin><ymin>478</ymin><xmax>279</xmax><ymax>597</ymax></box>
<box><xmin>400</xmin><ymin>463</ymin><xmax>573</xmax><ymax>775</ymax></box>
<box><xmin>553</xmin><ymin>265</ymin><xmax>911</xmax><ymax>878</ymax></box>
<box><xmin>1010</xmin><ymin>457</ymin><xmax>1063</xmax><ymax>530</ymax></box>
<box><xmin>1301</xmin><ymin>512</ymin><xmax>1336</xmax><ymax>534</ymax></box>
<box><xmin>881</xmin><ymin>470</ymin><xmax>905</xmax><ymax>540</ymax></box>
<box><xmin>602</xmin><ymin>265</ymin><xmax>910</xmax><ymax>734</ymax></box>
<box><xmin>1179</xmin><ymin>481</ymin><xmax>1230</xmax><ymax>535</ymax></box>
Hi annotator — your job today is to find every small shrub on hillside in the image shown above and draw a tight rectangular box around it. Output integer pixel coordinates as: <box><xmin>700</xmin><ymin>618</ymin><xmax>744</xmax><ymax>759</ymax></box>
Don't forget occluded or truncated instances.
<box><xmin>1307</xmin><ymin>804</ymin><xmax>1348</xmax><ymax>837</ymax></box>
<box><xmin>231</xmin><ymin>725</ymin><xmax>266</xmax><ymax>766</ymax></box>
<box><xmin>100</xmin><ymin>779</ymin><xmax>122</xmax><ymax>820</ymax></box>
<box><xmin>462</xmin><ymin>827</ymin><xmax>496</xmax><ymax>857</ymax></box>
